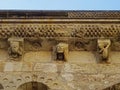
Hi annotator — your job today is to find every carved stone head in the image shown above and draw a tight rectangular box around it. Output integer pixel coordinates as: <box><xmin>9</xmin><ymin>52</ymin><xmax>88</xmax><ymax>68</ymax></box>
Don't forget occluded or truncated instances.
<box><xmin>97</xmin><ymin>39</ymin><xmax>111</xmax><ymax>61</ymax></box>
<box><xmin>57</xmin><ymin>45</ymin><xmax>64</xmax><ymax>53</ymax></box>
<box><xmin>10</xmin><ymin>41</ymin><xmax>20</xmax><ymax>53</ymax></box>
<box><xmin>55</xmin><ymin>43</ymin><xmax>68</xmax><ymax>61</ymax></box>
<box><xmin>8</xmin><ymin>38</ymin><xmax>24</xmax><ymax>59</ymax></box>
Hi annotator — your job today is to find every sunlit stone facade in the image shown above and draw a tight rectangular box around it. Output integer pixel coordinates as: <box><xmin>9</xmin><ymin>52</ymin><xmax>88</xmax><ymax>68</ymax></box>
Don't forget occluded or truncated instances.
<box><xmin>0</xmin><ymin>10</ymin><xmax>120</xmax><ymax>90</ymax></box>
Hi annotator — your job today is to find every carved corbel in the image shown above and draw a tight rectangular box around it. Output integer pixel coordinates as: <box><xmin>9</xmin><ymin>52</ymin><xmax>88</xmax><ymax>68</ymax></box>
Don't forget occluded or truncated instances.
<box><xmin>97</xmin><ymin>39</ymin><xmax>111</xmax><ymax>62</ymax></box>
<box><xmin>54</xmin><ymin>43</ymin><xmax>69</xmax><ymax>61</ymax></box>
<box><xmin>8</xmin><ymin>38</ymin><xmax>24</xmax><ymax>60</ymax></box>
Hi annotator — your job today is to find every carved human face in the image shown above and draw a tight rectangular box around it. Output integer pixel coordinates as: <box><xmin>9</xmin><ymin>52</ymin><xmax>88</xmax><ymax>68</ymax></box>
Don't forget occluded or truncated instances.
<box><xmin>57</xmin><ymin>46</ymin><xmax>64</xmax><ymax>53</ymax></box>
<box><xmin>10</xmin><ymin>41</ymin><xmax>20</xmax><ymax>52</ymax></box>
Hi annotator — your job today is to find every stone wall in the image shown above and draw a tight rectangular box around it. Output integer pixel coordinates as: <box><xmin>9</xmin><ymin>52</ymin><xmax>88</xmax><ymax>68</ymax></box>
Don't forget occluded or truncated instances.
<box><xmin>0</xmin><ymin>61</ymin><xmax>120</xmax><ymax>90</ymax></box>
<box><xmin>0</xmin><ymin>10</ymin><xmax>120</xmax><ymax>90</ymax></box>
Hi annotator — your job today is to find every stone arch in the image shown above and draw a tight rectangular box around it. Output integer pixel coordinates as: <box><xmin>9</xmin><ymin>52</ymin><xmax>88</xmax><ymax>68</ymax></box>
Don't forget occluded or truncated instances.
<box><xmin>0</xmin><ymin>83</ymin><xmax>4</xmax><ymax>90</ymax></box>
<box><xmin>17</xmin><ymin>81</ymin><xmax>49</xmax><ymax>90</ymax></box>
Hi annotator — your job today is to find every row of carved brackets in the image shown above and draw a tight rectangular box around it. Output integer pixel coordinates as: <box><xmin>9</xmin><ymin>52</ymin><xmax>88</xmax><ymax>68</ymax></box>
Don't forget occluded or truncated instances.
<box><xmin>7</xmin><ymin>37</ymin><xmax>111</xmax><ymax>62</ymax></box>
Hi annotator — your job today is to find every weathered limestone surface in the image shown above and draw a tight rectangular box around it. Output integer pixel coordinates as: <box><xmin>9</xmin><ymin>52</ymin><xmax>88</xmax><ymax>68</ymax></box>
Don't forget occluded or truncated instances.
<box><xmin>0</xmin><ymin>62</ymin><xmax>120</xmax><ymax>90</ymax></box>
<box><xmin>0</xmin><ymin>10</ymin><xmax>120</xmax><ymax>90</ymax></box>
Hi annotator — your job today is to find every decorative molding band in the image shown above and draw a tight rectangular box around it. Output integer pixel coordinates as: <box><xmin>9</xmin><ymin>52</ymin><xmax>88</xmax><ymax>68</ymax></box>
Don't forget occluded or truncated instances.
<box><xmin>0</xmin><ymin>24</ymin><xmax>120</xmax><ymax>39</ymax></box>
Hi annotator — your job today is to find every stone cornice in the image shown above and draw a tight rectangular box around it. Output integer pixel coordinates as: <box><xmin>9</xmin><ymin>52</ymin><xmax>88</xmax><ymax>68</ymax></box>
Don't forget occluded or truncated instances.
<box><xmin>0</xmin><ymin>10</ymin><xmax>120</xmax><ymax>19</ymax></box>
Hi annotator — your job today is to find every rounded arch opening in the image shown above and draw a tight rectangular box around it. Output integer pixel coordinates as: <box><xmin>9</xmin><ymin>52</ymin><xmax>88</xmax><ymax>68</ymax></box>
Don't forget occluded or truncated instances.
<box><xmin>17</xmin><ymin>81</ymin><xmax>48</xmax><ymax>90</ymax></box>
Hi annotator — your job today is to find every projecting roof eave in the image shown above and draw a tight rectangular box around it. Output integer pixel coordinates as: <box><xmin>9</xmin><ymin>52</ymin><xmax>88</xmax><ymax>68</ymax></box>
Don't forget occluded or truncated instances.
<box><xmin>0</xmin><ymin>10</ymin><xmax>120</xmax><ymax>19</ymax></box>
